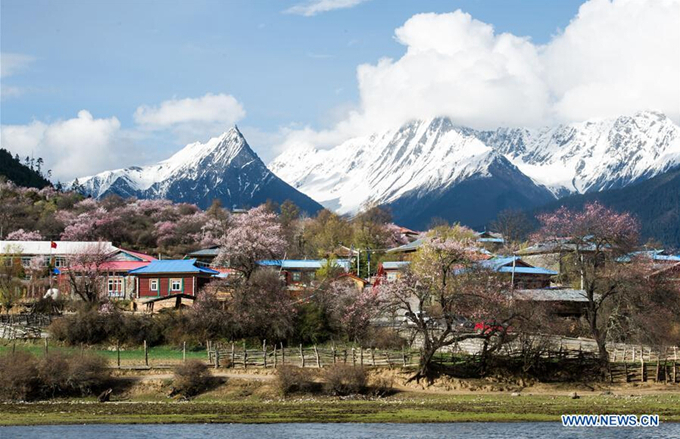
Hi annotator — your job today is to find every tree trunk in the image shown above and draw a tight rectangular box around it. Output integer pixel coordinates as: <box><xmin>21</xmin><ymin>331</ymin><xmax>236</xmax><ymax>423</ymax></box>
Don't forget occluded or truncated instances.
<box><xmin>407</xmin><ymin>345</ymin><xmax>438</xmax><ymax>383</ymax></box>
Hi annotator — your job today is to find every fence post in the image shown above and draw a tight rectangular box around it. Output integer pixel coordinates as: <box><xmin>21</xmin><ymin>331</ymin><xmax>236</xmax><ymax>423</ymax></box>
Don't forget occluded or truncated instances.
<box><xmin>655</xmin><ymin>349</ymin><xmax>661</xmax><ymax>382</ymax></box>
<box><xmin>352</xmin><ymin>347</ymin><xmax>356</xmax><ymax>366</ymax></box>
<box><xmin>215</xmin><ymin>349</ymin><xmax>220</xmax><ymax>369</ymax></box>
<box><xmin>144</xmin><ymin>340</ymin><xmax>149</xmax><ymax>367</ymax></box>
<box><xmin>243</xmin><ymin>341</ymin><xmax>248</xmax><ymax>370</ymax></box>
<box><xmin>332</xmin><ymin>344</ymin><xmax>337</xmax><ymax>365</ymax></box>
<box><xmin>206</xmin><ymin>340</ymin><xmax>211</xmax><ymax>362</ymax></box>
<box><xmin>371</xmin><ymin>348</ymin><xmax>376</xmax><ymax>367</ymax></box>
<box><xmin>402</xmin><ymin>346</ymin><xmax>407</xmax><ymax>367</ymax></box>
<box><xmin>300</xmin><ymin>344</ymin><xmax>305</xmax><ymax>367</ymax></box>
<box><xmin>263</xmin><ymin>340</ymin><xmax>267</xmax><ymax>368</ymax></box>
<box><xmin>274</xmin><ymin>344</ymin><xmax>278</xmax><ymax>368</ymax></box>
<box><xmin>281</xmin><ymin>342</ymin><xmax>285</xmax><ymax>366</ymax></box>
<box><xmin>182</xmin><ymin>341</ymin><xmax>186</xmax><ymax>362</ymax></box>
<box><xmin>44</xmin><ymin>338</ymin><xmax>48</xmax><ymax>356</ymax></box>
<box><xmin>314</xmin><ymin>345</ymin><xmax>320</xmax><ymax>368</ymax></box>
<box><xmin>640</xmin><ymin>346</ymin><xmax>646</xmax><ymax>382</ymax></box>
<box><xmin>117</xmin><ymin>340</ymin><xmax>121</xmax><ymax>368</ymax></box>
<box><xmin>360</xmin><ymin>347</ymin><xmax>364</xmax><ymax>366</ymax></box>
<box><xmin>674</xmin><ymin>347</ymin><xmax>678</xmax><ymax>384</ymax></box>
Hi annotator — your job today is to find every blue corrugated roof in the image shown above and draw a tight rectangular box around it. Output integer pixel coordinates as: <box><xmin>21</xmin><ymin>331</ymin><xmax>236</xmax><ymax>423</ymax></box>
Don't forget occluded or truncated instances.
<box><xmin>128</xmin><ymin>259</ymin><xmax>219</xmax><ymax>275</ymax></box>
<box><xmin>258</xmin><ymin>259</ymin><xmax>351</xmax><ymax>270</ymax></box>
<box><xmin>480</xmin><ymin>256</ymin><xmax>557</xmax><ymax>275</ymax></box>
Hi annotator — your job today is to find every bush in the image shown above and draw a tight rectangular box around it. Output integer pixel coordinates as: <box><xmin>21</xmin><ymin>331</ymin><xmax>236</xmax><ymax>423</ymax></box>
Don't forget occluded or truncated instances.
<box><xmin>172</xmin><ymin>360</ymin><xmax>211</xmax><ymax>397</ymax></box>
<box><xmin>67</xmin><ymin>353</ymin><xmax>110</xmax><ymax>395</ymax></box>
<box><xmin>37</xmin><ymin>352</ymin><xmax>70</xmax><ymax>397</ymax></box>
<box><xmin>323</xmin><ymin>365</ymin><xmax>367</xmax><ymax>396</ymax></box>
<box><xmin>0</xmin><ymin>351</ymin><xmax>39</xmax><ymax>400</ymax></box>
<box><xmin>0</xmin><ymin>351</ymin><xmax>109</xmax><ymax>401</ymax></box>
<box><xmin>275</xmin><ymin>366</ymin><xmax>315</xmax><ymax>396</ymax></box>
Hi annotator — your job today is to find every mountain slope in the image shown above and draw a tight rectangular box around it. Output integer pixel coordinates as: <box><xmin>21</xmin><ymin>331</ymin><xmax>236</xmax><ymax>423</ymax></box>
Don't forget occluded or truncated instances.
<box><xmin>271</xmin><ymin>118</ymin><xmax>555</xmax><ymax>228</ymax></box>
<box><xmin>78</xmin><ymin>128</ymin><xmax>322</xmax><ymax>214</ymax></box>
<box><xmin>532</xmin><ymin>166</ymin><xmax>680</xmax><ymax>248</ymax></box>
<box><xmin>0</xmin><ymin>148</ymin><xmax>51</xmax><ymax>189</ymax></box>
<box><xmin>271</xmin><ymin>111</ymin><xmax>679</xmax><ymax>227</ymax></box>
<box><xmin>477</xmin><ymin>111</ymin><xmax>680</xmax><ymax>196</ymax></box>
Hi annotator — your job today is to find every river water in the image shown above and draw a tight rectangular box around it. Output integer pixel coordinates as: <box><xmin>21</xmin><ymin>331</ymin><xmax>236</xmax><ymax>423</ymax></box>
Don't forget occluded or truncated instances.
<box><xmin>0</xmin><ymin>423</ymin><xmax>676</xmax><ymax>439</ymax></box>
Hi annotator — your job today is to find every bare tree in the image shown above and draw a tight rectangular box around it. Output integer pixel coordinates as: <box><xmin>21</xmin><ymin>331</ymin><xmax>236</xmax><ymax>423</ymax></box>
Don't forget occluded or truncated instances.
<box><xmin>63</xmin><ymin>243</ymin><xmax>113</xmax><ymax>305</ymax></box>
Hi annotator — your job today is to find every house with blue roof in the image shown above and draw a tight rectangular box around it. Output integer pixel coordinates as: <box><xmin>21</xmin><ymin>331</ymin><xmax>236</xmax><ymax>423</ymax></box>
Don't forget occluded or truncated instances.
<box><xmin>129</xmin><ymin>259</ymin><xmax>219</xmax><ymax>301</ymax></box>
<box><xmin>378</xmin><ymin>256</ymin><xmax>557</xmax><ymax>289</ymax></box>
<box><xmin>257</xmin><ymin>259</ymin><xmax>350</xmax><ymax>287</ymax></box>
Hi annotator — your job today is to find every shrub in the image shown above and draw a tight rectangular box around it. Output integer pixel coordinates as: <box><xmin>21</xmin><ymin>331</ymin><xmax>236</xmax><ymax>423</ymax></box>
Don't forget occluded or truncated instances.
<box><xmin>172</xmin><ymin>360</ymin><xmax>211</xmax><ymax>397</ymax></box>
<box><xmin>67</xmin><ymin>353</ymin><xmax>110</xmax><ymax>395</ymax></box>
<box><xmin>275</xmin><ymin>366</ymin><xmax>315</xmax><ymax>396</ymax></box>
<box><xmin>37</xmin><ymin>352</ymin><xmax>70</xmax><ymax>397</ymax></box>
<box><xmin>323</xmin><ymin>365</ymin><xmax>367</xmax><ymax>396</ymax></box>
<box><xmin>0</xmin><ymin>351</ymin><xmax>39</xmax><ymax>401</ymax></box>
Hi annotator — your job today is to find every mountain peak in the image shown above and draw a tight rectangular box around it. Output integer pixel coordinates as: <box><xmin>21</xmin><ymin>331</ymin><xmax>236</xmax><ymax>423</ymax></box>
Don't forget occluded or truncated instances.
<box><xmin>75</xmin><ymin>129</ymin><xmax>322</xmax><ymax>214</ymax></box>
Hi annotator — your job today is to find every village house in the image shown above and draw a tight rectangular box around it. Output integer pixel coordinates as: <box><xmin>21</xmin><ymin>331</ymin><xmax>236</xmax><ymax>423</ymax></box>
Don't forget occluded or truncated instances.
<box><xmin>1</xmin><ymin>240</ymin><xmax>154</xmax><ymax>300</ymax></box>
<box><xmin>513</xmin><ymin>288</ymin><xmax>590</xmax><ymax>318</ymax></box>
<box><xmin>257</xmin><ymin>259</ymin><xmax>351</xmax><ymax>288</ymax></box>
<box><xmin>129</xmin><ymin>259</ymin><xmax>219</xmax><ymax>312</ymax></box>
<box><xmin>480</xmin><ymin>256</ymin><xmax>557</xmax><ymax>289</ymax></box>
<box><xmin>185</xmin><ymin>245</ymin><xmax>220</xmax><ymax>265</ymax></box>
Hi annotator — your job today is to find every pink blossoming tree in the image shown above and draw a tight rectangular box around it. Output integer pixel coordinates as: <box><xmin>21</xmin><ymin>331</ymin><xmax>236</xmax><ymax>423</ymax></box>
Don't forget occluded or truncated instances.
<box><xmin>533</xmin><ymin>202</ymin><xmax>639</xmax><ymax>369</ymax></box>
<box><xmin>215</xmin><ymin>205</ymin><xmax>286</xmax><ymax>279</ymax></box>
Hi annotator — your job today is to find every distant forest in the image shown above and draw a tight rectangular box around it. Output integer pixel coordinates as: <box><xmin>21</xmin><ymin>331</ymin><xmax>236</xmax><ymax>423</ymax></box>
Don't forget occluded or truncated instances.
<box><xmin>532</xmin><ymin>166</ymin><xmax>680</xmax><ymax>250</ymax></box>
<box><xmin>0</xmin><ymin>148</ymin><xmax>52</xmax><ymax>189</ymax></box>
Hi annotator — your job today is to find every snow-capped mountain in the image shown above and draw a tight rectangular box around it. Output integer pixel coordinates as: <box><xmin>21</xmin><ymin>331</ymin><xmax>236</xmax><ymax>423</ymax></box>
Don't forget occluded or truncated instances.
<box><xmin>270</xmin><ymin>111</ymin><xmax>680</xmax><ymax>228</ymax></box>
<box><xmin>77</xmin><ymin>127</ymin><xmax>322</xmax><ymax>213</ymax></box>
<box><xmin>476</xmin><ymin>111</ymin><xmax>680</xmax><ymax>197</ymax></box>
<box><xmin>270</xmin><ymin>118</ymin><xmax>555</xmax><ymax>228</ymax></box>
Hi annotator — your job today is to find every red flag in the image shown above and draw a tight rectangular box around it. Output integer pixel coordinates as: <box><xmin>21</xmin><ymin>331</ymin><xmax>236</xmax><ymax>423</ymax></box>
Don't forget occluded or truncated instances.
<box><xmin>50</xmin><ymin>241</ymin><xmax>57</xmax><ymax>249</ymax></box>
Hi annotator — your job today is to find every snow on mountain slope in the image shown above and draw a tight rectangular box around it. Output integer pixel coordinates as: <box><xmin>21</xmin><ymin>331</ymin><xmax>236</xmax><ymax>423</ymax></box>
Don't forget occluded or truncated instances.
<box><xmin>271</xmin><ymin>111</ymin><xmax>680</xmax><ymax>215</ymax></box>
<box><xmin>77</xmin><ymin>127</ymin><xmax>322</xmax><ymax>213</ymax></box>
<box><xmin>477</xmin><ymin>111</ymin><xmax>680</xmax><ymax>196</ymax></box>
<box><xmin>270</xmin><ymin>118</ymin><xmax>552</xmax><ymax>217</ymax></box>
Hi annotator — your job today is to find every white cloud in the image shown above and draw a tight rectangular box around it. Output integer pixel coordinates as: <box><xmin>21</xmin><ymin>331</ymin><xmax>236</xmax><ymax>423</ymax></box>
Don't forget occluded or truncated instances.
<box><xmin>1</xmin><ymin>110</ymin><xmax>126</xmax><ymax>181</ymax></box>
<box><xmin>0</xmin><ymin>53</ymin><xmax>35</xmax><ymax>78</ymax></box>
<box><xmin>134</xmin><ymin>93</ymin><xmax>245</xmax><ymax>129</ymax></box>
<box><xmin>543</xmin><ymin>0</ymin><xmax>680</xmax><ymax>123</ymax></box>
<box><xmin>133</xmin><ymin>93</ymin><xmax>246</xmax><ymax>142</ymax></box>
<box><xmin>284</xmin><ymin>0</ymin><xmax>369</xmax><ymax>17</ymax></box>
<box><xmin>279</xmin><ymin>0</ymin><xmax>680</xmax><ymax>152</ymax></box>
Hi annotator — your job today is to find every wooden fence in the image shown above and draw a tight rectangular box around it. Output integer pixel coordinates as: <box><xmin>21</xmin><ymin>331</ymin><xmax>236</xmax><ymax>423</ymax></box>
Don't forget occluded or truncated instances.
<box><xmin>207</xmin><ymin>341</ymin><xmax>419</xmax><ymax>369</ymax></box>
<box><xmin>207</xmin><ymin>338</ymin><xmax>680</xmax><ymax>384</ymax></box>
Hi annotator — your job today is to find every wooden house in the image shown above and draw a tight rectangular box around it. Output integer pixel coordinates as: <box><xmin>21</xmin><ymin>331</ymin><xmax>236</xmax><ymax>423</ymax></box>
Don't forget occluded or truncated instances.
<box><xmin>129</xmin><ymin>259</ymin><xmax>218</xmax><ymax>311</ymax></box>
<box><xmin>257</xmin><ymin>259</ymin><xmax>350</xmax><ymax>288</ymax></box>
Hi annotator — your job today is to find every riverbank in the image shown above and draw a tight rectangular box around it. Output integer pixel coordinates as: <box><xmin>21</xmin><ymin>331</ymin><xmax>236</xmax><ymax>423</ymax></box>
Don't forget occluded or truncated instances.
<box><xmin>3</xmin><ymin>369</ymin><xmax>680</xmax><ymax>425</ymax></box>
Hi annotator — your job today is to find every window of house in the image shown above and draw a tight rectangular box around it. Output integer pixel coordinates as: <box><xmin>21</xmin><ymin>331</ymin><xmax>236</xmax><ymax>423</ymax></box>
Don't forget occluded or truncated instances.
<box><xmin>291</xmin><ymin>272</ymin><xmax>301</xmax><ymax>282</ymax></box>
<box><xmin>386</xmin><ymin>272</ymin><xmax>397</xmax><ymax>281</ymax></box>
<box><xmin>150</xmin><ymin>279</ymin><xmax>159</xmax><ymax>292</ymax></box>
<box><xmin>171</xmin><ymin>279</ymin><xmax>182</xmax><ymax>292</ymax></box>
<box><xmin>108</xmin><ymin>277</ymin><xmax>124</xmax><ymax>296</ymax></box>
<box><xmin>54</xmin><ymin>257</ymin><xmax>65</xmax><ymax>268</ymax></box>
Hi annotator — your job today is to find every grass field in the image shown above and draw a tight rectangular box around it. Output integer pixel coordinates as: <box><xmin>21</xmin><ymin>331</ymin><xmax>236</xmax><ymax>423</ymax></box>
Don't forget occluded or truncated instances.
<box><xmin>0</xmin><ymin>341</ymin><xmax>207</xmax><ymax>366</ymax></box>
<box><xmin>2</xmin><ymin>393</ymin><xmax>680</xmax><ymax>425</ymax></box>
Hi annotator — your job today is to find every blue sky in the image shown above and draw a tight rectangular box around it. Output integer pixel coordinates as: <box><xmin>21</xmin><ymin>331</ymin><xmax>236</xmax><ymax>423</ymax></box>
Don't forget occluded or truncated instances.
<box><xmin>1</xmin><ymin>0</ymin><xmax>677</xmax><ymax>180</ymax></box>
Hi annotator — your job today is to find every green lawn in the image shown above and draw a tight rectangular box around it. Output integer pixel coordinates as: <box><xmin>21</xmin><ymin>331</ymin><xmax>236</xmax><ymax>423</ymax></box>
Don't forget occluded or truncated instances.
<box><xmin>0</xmin><ymin>341</ymin><xmax>207</xmax><ymax>366</ymax></box>
<box><xmin>2</xmin><ymin>393</ymin><xmax>680</xmax><ymax>425</ymax></box>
